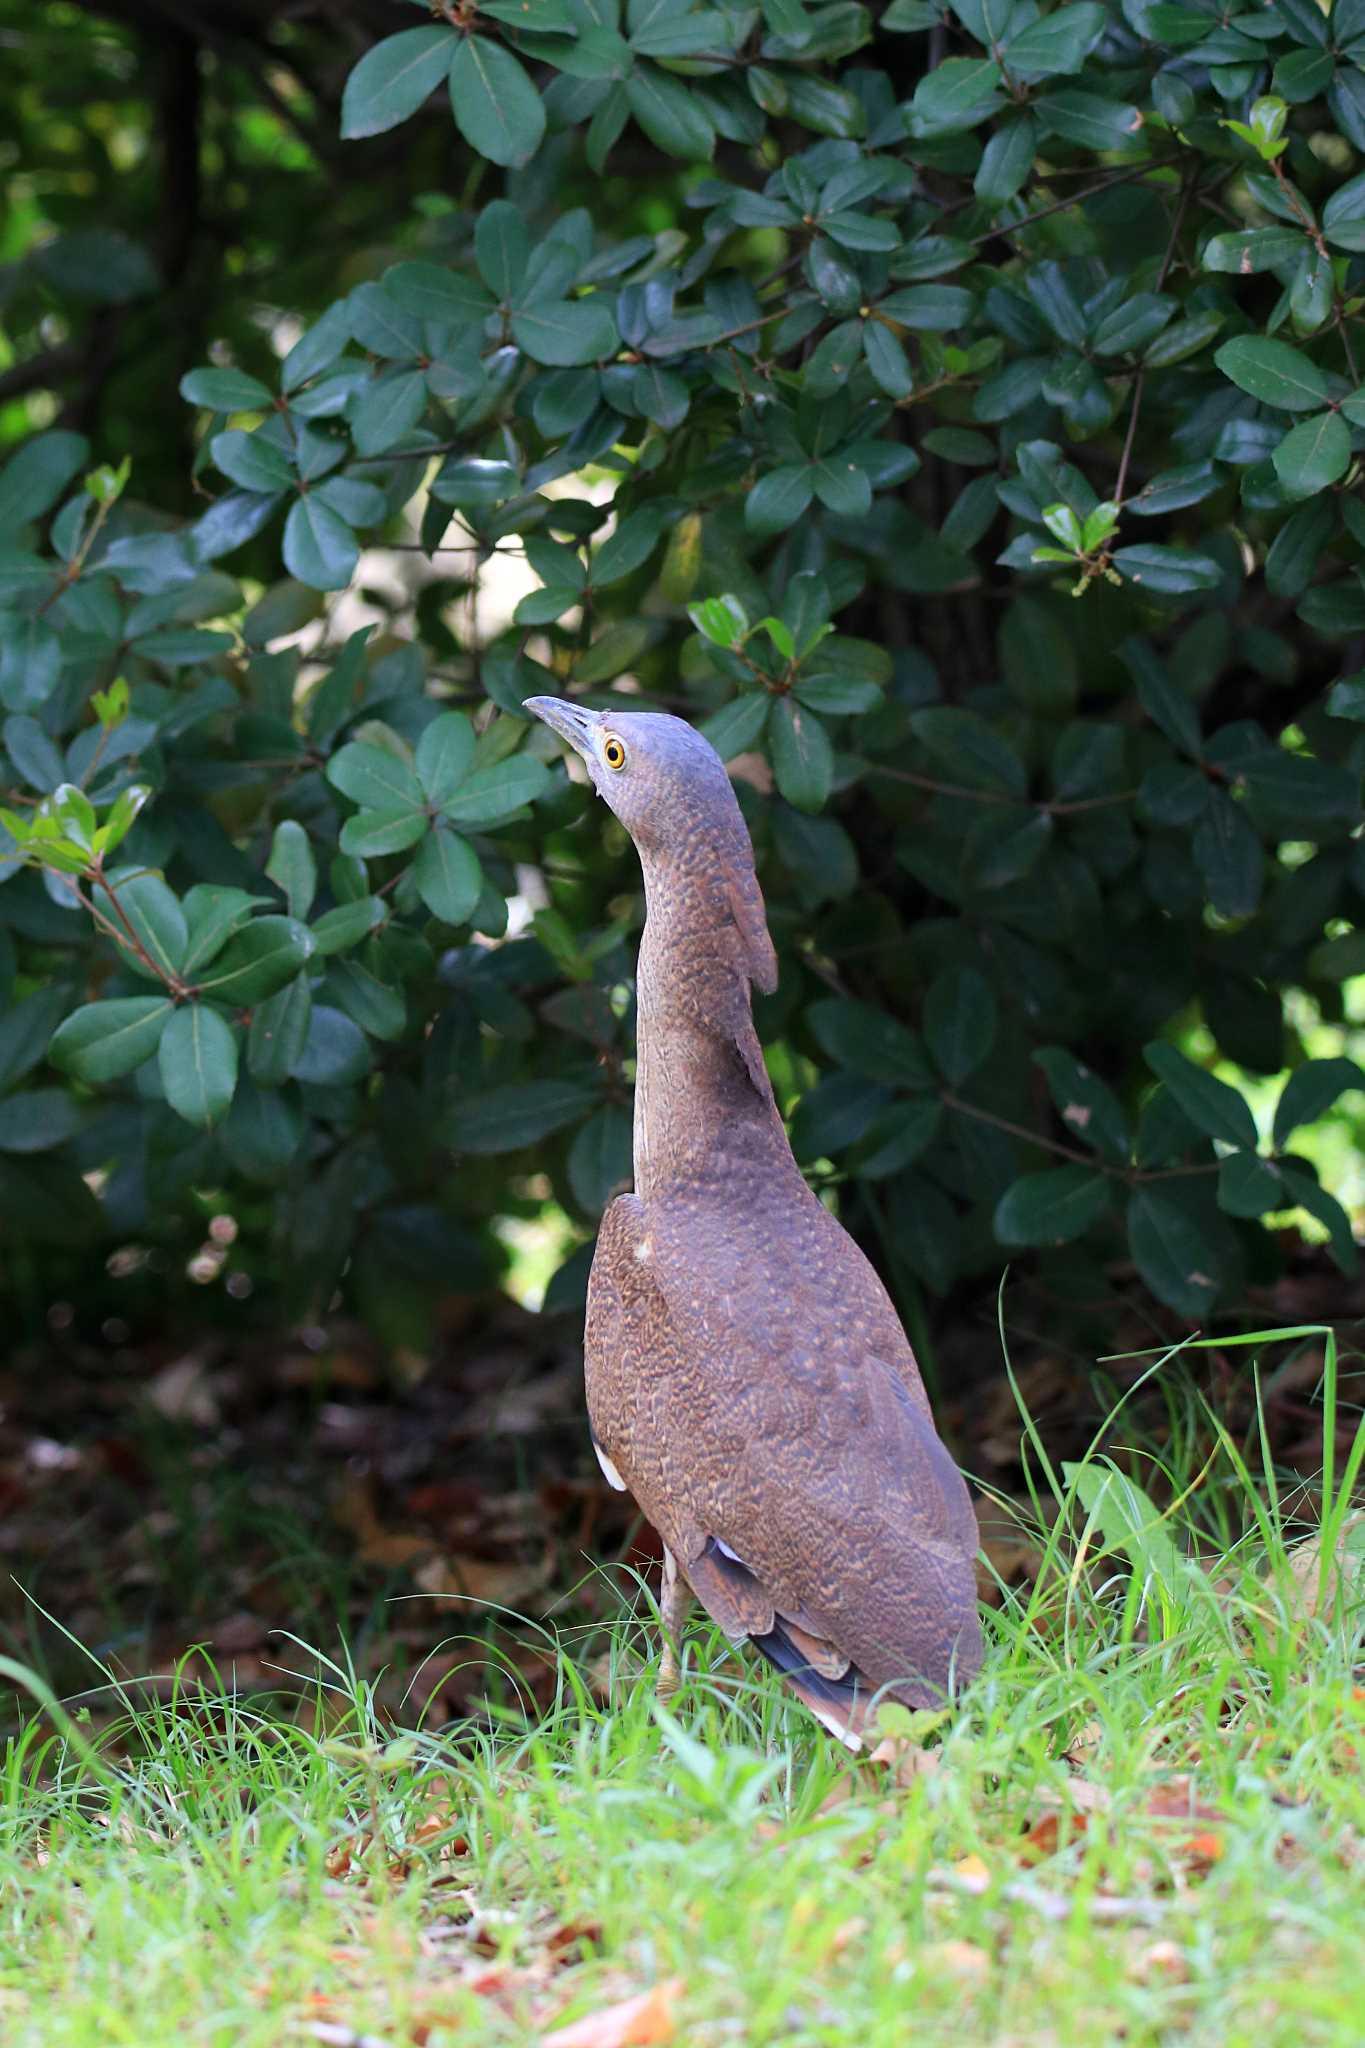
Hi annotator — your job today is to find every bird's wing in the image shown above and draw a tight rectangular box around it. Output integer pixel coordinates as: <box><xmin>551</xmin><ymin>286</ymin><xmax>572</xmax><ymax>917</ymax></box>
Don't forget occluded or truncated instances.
<box><xmin>585</xmin><ymin>1191</ymin><xmax>982</xmax><ymax>1724</ymax></box>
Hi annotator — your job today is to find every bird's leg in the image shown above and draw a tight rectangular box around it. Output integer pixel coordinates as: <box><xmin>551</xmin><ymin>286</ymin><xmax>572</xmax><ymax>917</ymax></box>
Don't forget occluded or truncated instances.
<box><xmin>656</xmin><ymin>1546</ymin><xmax>692</xmax><ymax>1700</ymax></box>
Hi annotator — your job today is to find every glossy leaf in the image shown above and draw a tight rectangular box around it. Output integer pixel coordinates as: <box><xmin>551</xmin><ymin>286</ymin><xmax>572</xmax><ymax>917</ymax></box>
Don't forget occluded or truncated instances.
<box><xmin>159</xmin><ymin>1003</ymin><xmax>238</xmax><ymax>1127</ymax></box>
<box><xmin>341</xmin><ymin>26</ymin><xmax>458</xmax><ymax>139</ymax></box>
<box><xmin>49</xmin><ymin>997</ymin><xmax>173</xmax><ymax>1082</ymax></box>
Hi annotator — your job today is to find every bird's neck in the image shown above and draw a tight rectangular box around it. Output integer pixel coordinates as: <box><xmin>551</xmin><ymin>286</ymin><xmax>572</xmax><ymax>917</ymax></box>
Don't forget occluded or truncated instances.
<box><xmin>631</xmin><ymin>855</ymin><xmax>796</xmax><ymax>1203</ymax></box>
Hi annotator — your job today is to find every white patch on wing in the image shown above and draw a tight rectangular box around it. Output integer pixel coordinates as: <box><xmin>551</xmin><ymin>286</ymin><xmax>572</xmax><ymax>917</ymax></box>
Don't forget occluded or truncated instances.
<box><xmin>801</xmin><ymin>1698</ymin><xmax>863</xmax><ymax>1751</ymax></box>
<box><xmin>713</xmin><ymin>1536</ymin><xmax>745</xmax><ymax>1564</ymax></box>
<box><xmin>633</xmin><ymin>1237</ymin><xmax>652</xmax><ymax>1262</ymax></box>
<box><xmin>593</xmin><ymin>1439</ymin><xmax>627</xmax><ymax>1491</ymax></box>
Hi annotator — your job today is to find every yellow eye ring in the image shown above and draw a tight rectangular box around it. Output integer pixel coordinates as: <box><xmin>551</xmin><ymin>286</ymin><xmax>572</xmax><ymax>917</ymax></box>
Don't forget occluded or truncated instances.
<box><xmin>602</xmin><ymin>734</ymin><xmax>627</xmax><ymax>771</ymax></box>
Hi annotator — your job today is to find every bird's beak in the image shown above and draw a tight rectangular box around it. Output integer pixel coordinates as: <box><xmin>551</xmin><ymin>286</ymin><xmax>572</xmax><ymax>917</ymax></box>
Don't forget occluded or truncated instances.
<box><xmin>525</xmin><ymin>695</ymin><xmax>599</xmax><ymax>762</ymax></box>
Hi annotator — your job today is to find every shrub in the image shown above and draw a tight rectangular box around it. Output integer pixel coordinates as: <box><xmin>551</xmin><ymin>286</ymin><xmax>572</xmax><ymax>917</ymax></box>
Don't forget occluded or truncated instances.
<box><xmin>2</xmin><ymin>0</ymin><xmax>1364</xmax><ymax>1345</ymax></box>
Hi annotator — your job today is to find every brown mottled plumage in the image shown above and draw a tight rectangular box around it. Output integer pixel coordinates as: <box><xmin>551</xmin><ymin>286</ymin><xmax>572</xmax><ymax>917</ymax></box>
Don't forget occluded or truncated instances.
<box><xmin>527</xmin><ymin>697</ymin><xmax>982</xmax><ymax>1744</ymax></box>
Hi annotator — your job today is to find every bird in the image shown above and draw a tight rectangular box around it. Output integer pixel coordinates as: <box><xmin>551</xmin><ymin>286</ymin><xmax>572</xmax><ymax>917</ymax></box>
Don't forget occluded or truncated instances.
<box><xmin>526</xmin><ymin>696</ymin><xmax>982</xmax><ymax>1746</ymax></box>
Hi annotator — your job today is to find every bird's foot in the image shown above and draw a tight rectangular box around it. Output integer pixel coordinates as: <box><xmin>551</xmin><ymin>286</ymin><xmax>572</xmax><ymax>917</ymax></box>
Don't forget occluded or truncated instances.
<box><xmin>655</xmin><ymin>1544</ymin><xmax>691</xmax><ymax>1701</ymax></box>
<box><xmin>656</xmin><ymin>1639</ymin><xmax>682</xmax><ymax>1701</ymax></box>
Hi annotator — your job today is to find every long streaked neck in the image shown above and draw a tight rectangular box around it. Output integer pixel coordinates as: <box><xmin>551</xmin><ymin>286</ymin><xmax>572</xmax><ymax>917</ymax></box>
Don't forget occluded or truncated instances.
<box><xmin>631</xmin><ymin>851</ymin><xmax>796</xmax><ymax>1203</ymax></box>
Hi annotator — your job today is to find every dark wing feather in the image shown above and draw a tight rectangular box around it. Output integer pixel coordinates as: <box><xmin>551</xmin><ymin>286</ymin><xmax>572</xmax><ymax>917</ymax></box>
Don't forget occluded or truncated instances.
<box><xmin>585</xmin><ymin>1185</ymin><xmax>982</xmax><ymax>1734</ymax></box>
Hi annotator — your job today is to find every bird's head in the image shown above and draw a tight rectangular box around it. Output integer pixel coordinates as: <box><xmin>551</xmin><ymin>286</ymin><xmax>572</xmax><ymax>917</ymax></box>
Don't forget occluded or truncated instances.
<box><xmin>527</xmin><ymin>696</ymin><xmax>778</xmax><ymax>993</ymax></box>
<box><xmin>526</xmin><ymin>698</ymin><xmax>740</xmax><ymax>855</ymax></box>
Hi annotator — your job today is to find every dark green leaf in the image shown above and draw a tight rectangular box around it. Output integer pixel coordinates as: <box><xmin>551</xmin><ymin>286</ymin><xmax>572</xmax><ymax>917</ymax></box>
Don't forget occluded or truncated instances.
<box><xmin>33</xmin><ymin>229</ymin><xmax>157</xmax><ymax>304</ymax></box>
<box><xmin>210</xmin><ymin>429</ymin><xmax>293</xmax><ymax>493</ymax></box>
<box><xmin>1035</xmin><ymin>91</ymin><xmax>1143</xmax><ymax>150</ymax></box>
<box><xmin>439</xmin><ymin>752</ymin><xmax>550</xmax><ymax>826</ymax></box>
<box><xmin>625</xmin><ymin>64</ymin><xmax>715</xmax><ymax>158</ymax></box>
<box><xmin>341</xmin><ymin>25</ymin><xmax>458</xmax><ymax>139</ymax></box>
<box><xmin>591</xmin><ymin>504</ymin><xmax>668</xmax><ymax>585</ymax></box>
<box><xmin>0</xmin><ymin>431</ymin><xmax>89</xmax><ymax>536</ymax></box>
<box><xmin>445</xmin><ymin>1079</ymin><xmax>598</xmax><ymax>1152</ymax></box>
<box><xmin>1119</xmin><ymin>638</ymin><xmax>1202</xmax><ymax>757</ymax></box>
<box><xmin>810</xmin><ymin>457</ymin><xmax>872</xmax><ymax>518</ymax></box>
<box><xmin>326</xmin><ymin>957</ymin><xmax>405</xmax><ymax>1041</ymax></box>
<box><xmin>349</xmin><ymin>368</ymin><xmax>428</xmax><ymax>456</ymax></box>
<box><xmin>700</xmin><ymin>693</ymin><xmax>771</xmax><ymax>760</ymax></box>
<box><xmin>1127</xmin><ymin>1185</ymin><xmax>1228</xmax><ymax>1317</ymax></box>
<box><xmin>769</xmin><ymin>698</ymin><xmax>832</xmax><ymax>811</ymax></box>
<box><xmin>1032</xmin><ymin>1046</ymin><xmax>1131</xmax><ymax>1162</ymax></box>
<box><xmin>49</xmin><ymin>997</ymin><xmax>173</xmax><ymax>1082</ymax></box>
<box><xmin>0</xmin><ymin>616</ymin><xmax>61</xmax><ymax>712</ymax></box>
<box><xmin>1272</xmin><ymin>410</ymin><xmax>1352</xmax><ymax>494</ymax></box>
<box><xmin>340</xmin><ymin>806</ymin><xmax>429</xmax><ymax>857</ymax></box>
<box><xmin>448</xmin><ymin>39</ymin><xmax>544</xmax><ymax>165</ymax></box>
<box><xmin>1004</xmin><ymin>3</ymin><xmax>1106</xmax><ymax>77</ymax></box>
<box><xmin>474</xmin><ymin>200</ymin><xmax>528</xmax><ymax>300</ymax></box>
<box><xmin>1111</xmin><ymin>545</ymin><xmax>1222</xmax><ymax>594</ymax></box>
<box><xmin>221</xmin><ymin>1075</ymin><xmax>305</xmax><ymax>1180</ymax></box>
<box><xmin>1143</xmin><ymin>1041</ymin><xmax>1258</xmax><ymax>1149</ymax></box>
<box><xmin>326</xmin><ymin>740</ymin><xmax>424</xmax><ymax>812</ymax></box>
<box><xmin>923</xmin><ymin>964</ymin><xmax>997</xmax><ymax>1085</ymax></box>
<box><xmin>568</xmin><ymin>1104</ymin><xmax>633</xmax><ymax>1213</ymax></box>
<box><xmin>182</xmin><ymin>886</ymin><xmax>267</xmax><ymax>975</ymax></box>
<box><xmin>879</xmin><ymin>285</ymin><xmax>975</xmax><ymax>331</ymax></box>
<box><xmin>907</xmin><ymin>57</ymin><xmax>1003</xmax><ymax>134</ymax></box>
<box><xmin>180</xmin><ymin>367</ymin><xmax>274</xmax><ymax>411</ymax></box>
<box><xmin>266</xmin><ymin>820</ymin><xmax>317</xmax><ymax>920</ymax></box>
<box><xmin>974</xmin><ymin>115</ymin><xmax>1038</xmax><ymax>203</ymax></box>
<box><xmin>909</xmin><ymin>706</ymin><xmax>1028</xmax><ymax>795</ymax></box>
<box><xmin>247</xmin><ymin>976</ymin><xmax>314</xmax><ymax>1085</ymax></box>
<box><xmin>510</xmin><ymin>297</ymin><xmax>619</xmax><ymax>367</ymax></box>
<box><xmin>413</xmin><ymin>825</ymin><xmax>483</xmax><ymax>924</ymax></box>
<box><xmin>862</xmin><ymin>322</ymin><xmax>914</xmax><ymax>399</ymax></box>
<box><xmin>995</xmin><ymin>1166</ymin><xmax>1110</xmax><ymax>1246</ymax></box>
<box><xmin>807</xmin><ymin>997</ymin><xmax>932</xmax><ymax>1088</ymax></box>
<box><xmin>159</xmin><ymin>1003</ymin><xmax>238</xmax><ymax>1127</ymax></box>
<box><xmin>284</xmin><ymin>497</ymin><xmax>358</xmax><ymax>590</ymax></box>
<box><xmin>1214</xmin><ymin>335</ymin><xmax>1330</xmax><ymax>411</ymax></box>
<box><xmin>746</xmin><ymin>465</ymin><xmax>815</xmax><ymax>535</ymax></box>
<box><xmin>292</xmin><ymin>1003</ymin><xmax>370</xmax><ymax>1086</ymax></box>
<box><xmin>1279</xmin><ymin>1162</ymin><xmax>1359</xmax><ymax>1275</ymax></box>
<box><xmin>1273</xmin><ymin>1056</ymin><xmax>1364</xmax><ymax>1146</ymax></box>
<box><xmin>0</xmin><ymin>1087</ymin><xmax>82</xmax><ymax>1154</ymax></box>
<box><xmin>1217</xmin><ymin>1150</ymin><xmax>1284</xmax><ymax>1217</ymax></box>
<box><xmin>414</xmin><ymin>712</ymin><xmax>476</xmax><ymax>808</ymax></box>
<box><xmin>98</xmin><ymin>867</ymin><xmax>188</xmax><ymax>980</ymax></box>
<box><xmin>196</xmin><ymin>917</ymin><xmax>316</xmax><ymax>1004</ymax></box>
<box><xmin>1323</xmin><ymin>169</ymin><xmax>1365</xmax><ymax>252</ymax></box>
<box><xmin>309</xmin><ymin>897</ymin><xmax>384</xmax><ymax>957</ymax></box>
<box><xmin>1193</xmin><ymin>789</ymin><xmax>1262</xmax><ymax>917</ymax></box>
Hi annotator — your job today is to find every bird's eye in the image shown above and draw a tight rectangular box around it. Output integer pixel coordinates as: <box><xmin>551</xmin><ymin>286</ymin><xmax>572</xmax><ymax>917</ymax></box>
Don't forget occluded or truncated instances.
<box><xmin>602</xmin><ymin>734</ymin><xmax>627</xmax><ymax>771</ymax></box>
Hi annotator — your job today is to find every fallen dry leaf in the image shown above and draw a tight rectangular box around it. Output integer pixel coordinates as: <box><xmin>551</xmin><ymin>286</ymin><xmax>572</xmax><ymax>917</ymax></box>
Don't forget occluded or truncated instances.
<box><xmin>1131</xmin><ymin>1939</ymin><xmax>1188</xmax><ymax>1984</ymax></box>
<box><xmin>1018</xmin><ymin>1809</ymin><xmax>1088</xmax><ymax>1863</ymax></box>
<box><xmin>949</xmin><ymin>1853</ymin><xmax>991</xmax><ymax>1894</ymax></box>
<box><xmin>413</xmin><ymin>1551</ymin><xmax>551</xmax><ymax>1610</ymax></box>
<box><xmin>542</xmin><ymin>1978</ymin><xmax>683</xmax><ymax>2048</ymax></box>
<box><xmin>1143</xmin><ymin>1776</ymin><xmax>1228</xmax><ymax>1868</ymax></box>
<box><xmin>921</xmin><ymin>1940</ymin><xmax>990</xmax><ymax>1983</ymax></box>
<box><xmin>1064</xmin><ymin>1718</ymin><xmax>1103</xmax><ymax>1769</ymax></box>
<box><xmin>1263</xmin><ymin>1512</ymin><xmax>1365</xmax><ymax>1632</ymax></box>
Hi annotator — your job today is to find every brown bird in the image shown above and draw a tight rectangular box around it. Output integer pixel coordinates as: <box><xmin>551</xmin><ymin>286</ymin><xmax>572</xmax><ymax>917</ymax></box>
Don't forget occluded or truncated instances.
<box><xmin>527</xmin><ymin>698</ymin><xmax>982</xmax><ymax>1745</ymax></box>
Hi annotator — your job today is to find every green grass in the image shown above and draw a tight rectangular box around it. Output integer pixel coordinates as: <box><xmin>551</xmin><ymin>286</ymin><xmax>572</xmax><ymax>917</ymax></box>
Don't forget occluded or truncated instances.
<box><xmin>3</xmin><ymin>1328</ymin><xmax>1363</xmax><ymax>2048</ymax></box>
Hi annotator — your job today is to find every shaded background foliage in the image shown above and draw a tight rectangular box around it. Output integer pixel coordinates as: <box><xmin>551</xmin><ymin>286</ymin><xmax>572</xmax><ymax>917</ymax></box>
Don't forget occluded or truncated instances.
<box><xmin>2</xmin><ymin>0</ymin><xmax>1364</xmax><ymax>1373</ymax></box>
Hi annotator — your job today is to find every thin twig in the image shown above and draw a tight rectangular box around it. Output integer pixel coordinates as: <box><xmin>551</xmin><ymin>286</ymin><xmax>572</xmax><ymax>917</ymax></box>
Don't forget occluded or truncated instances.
<box><xmin>940</xmin><ymin>1090</ymin><xmax>1219</xmax><ymax>1183</ymax></box>
<box><xmin>1115</xmin><ymin>172</ymin><xmax>1196</xmax><ymax>505</ymax></box>
<box><xmin>962</xmin><ymin>154</ymin><xmax>1185</xmax><ymax>249</ymax></box>
<box><xmin>863</xmin><ymin>761</ymin><xmax>1139</xmax><ymax>815</ymax></box>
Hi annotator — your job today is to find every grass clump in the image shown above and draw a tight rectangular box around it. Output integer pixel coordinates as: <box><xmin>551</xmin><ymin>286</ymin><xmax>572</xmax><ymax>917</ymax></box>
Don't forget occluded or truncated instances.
<box><xmin>2</xmin><ymin>1325</ymin><xmax>1363</xmax><ymax>2048</ymax></box>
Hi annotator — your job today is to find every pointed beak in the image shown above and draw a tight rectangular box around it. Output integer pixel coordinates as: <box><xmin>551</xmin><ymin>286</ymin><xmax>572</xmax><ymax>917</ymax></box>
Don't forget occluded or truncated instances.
<box><xmin>525</xmin><ymin>695</ymin><xmax>600</xmax><ymax>762</ymax></box>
